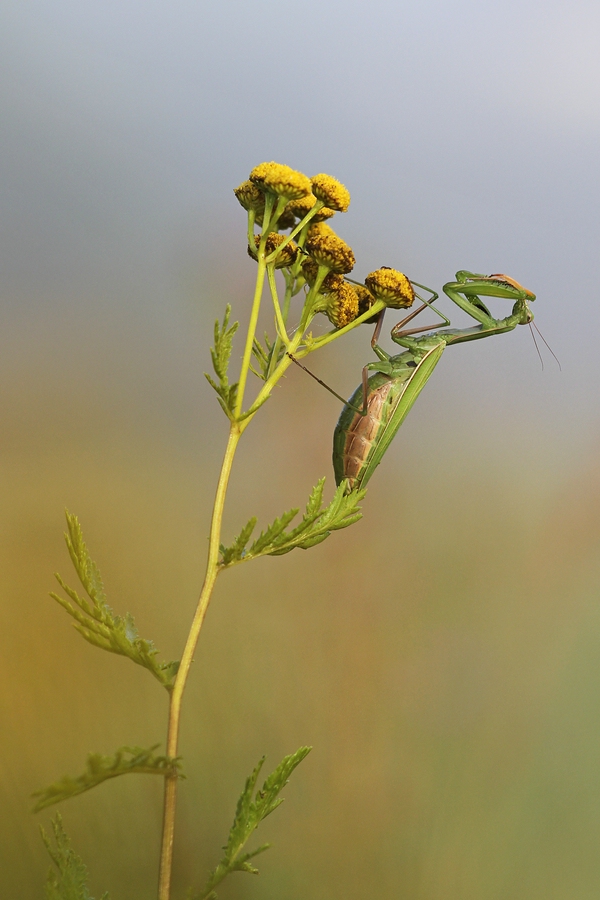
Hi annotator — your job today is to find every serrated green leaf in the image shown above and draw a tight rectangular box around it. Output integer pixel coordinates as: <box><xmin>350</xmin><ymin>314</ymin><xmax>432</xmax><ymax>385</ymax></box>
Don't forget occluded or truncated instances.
<box><xmin>33</xmin><ymin>745</ymin><xmax>183</xmax><ymax>812</ymax></box>
<box><xmin>219</xmin><ymin>517</ymin><xmax>257</xmax><ymax>566</ymax></box>
<box><xmin>205</xmin><ymin>305</ymin><xmax>240</xmax><ymax>417</ymax></box>
<box><xmin>219</xmin><ymin>479</ymin><xmax>365</xmax><ymax>566</ymax></box>
<box><xmin>42</xmin><ymin>815</ymin><xmax>109</xmax><ymax>900</ymax></box>
<box><xmin>304</xmin><ymin>478</ymin><xmax>325</xmax><ymax>517</ymax></box>
<box><xmin>247</xmin><ymin>508</ymin><xmax>299</xmax><ymax>556</ymax></box>
<box><xmin>232</xmin><ymin>843</ymin><xmax>270</xmax><ymax>870</ymax></box>
<box><xmin>51</xmin><ymin>512</ymin><xmax>179</xmax><ymax>690</ymax></box>
<box><xmin>193</xmin><ymin>747</ymin><xmax>310</xmax><ymax>900</ymax></box>
<box><xmin>289</xmin><ymin>532</ymin><xmax>329</xmax><ymax>550</ymax></box>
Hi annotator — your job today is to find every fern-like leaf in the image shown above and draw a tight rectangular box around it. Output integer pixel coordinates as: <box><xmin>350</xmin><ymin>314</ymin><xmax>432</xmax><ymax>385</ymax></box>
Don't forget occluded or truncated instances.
<box><xmin>219</xmin><ymin>479</ymin><xmax>365</xmax><ymax>566</ymax></box>
<box><xmin>194</xmin><ymin>747</ymin><xmax>311</xmax><ymax>900</ymax></box>
<box><xmin>51</xmin><ymin>512</ymin><xmax>179</xmax><ymax>690</ymax></box>
<box><xmin>42</xmin><ymin>814</ymin><xmax>109</xmax><ymax>900</ymax></box>
<box><xmin>247</xmin><ymin>508</ymin><xmax>299</xmax><ymax>556</ymax></box>
<box><xmin>250</xmin><ymin>333</ymin><xmax>271</xmax><ymax>381</ymax></box>
<box><xmin>250</xmin><ymin>332</ymin><xmax>286</xmax><ymax>381</ymax></box>
<box><xmin>33</xmin><ymin>745</ymin><xmax>183</xmax><ymax>812</ymax></box>
<box><xmin>219</xmin><ymin>517</ymin><xmax>257</xmax><ymax>566</ymax></box>
<box><xmin>205</xmin><ymin>305</ymin><xmax>239</xmax><ymax>418</ymax></box>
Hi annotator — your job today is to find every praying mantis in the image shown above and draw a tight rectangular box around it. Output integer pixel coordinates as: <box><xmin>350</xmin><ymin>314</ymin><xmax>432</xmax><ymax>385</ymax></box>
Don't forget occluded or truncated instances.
<box><xmin>328</xmin><ymin>270</ymin><xmax>536</xmax><ymax>491</ymax></box>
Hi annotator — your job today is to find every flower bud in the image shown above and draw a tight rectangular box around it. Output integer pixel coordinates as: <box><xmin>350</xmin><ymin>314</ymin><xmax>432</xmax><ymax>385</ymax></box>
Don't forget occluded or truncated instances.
<box><xmin>364</xmin><ymin>267</ymin><xmax>414</xmax><ymax>308</ymax></box>
<box><xmin>249</xmin><ymin>162</ymin><xmax>312</xmax><ymax>201</ymax></box>
<box><xmin>325</xmin><ymin>282</ymin><xmax>359</xmax><ymax>327</ymax></box>
<box><xmin>234</xmin><ymin>180</ymin><xmax>265</xmax><ymax>211</ymax></box>
<box><xmin>311</xmin><ymin>174</ymin><xmax>351</xmax><ymax>212</ymax></box>
<box><xmin>301</xmin><ymin>258</ymin><xmax>344</xmax><ymax>293</ymax></box>
<box><xmin>354</xmin><ymin>284</ymin><xmax>378</xmax><ymax>320</ymax></box>
<box><xmin>248</xmin><ymin>233</ymin><xmax>299</xmax><ymax>269</ymax></box>
<box><xmin>307</xmin><ymin>221</ymin><xmax>336</xmax><ymax>241</ymax></box>
<box><xmin>305</xmin><ymin>228</ymin><xmax>355</xmax><ymax>274</ymax></box>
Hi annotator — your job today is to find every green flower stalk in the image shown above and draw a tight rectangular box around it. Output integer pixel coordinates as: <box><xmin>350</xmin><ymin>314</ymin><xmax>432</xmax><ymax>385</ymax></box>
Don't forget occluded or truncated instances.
<box><xmin>42</xmin><ymin>160</ymin><xmax>397</xmax><ymax>900</ymax></box>
<box><xmin>159</xmin><ymin>160</ymin><xmax>378</xmax><ymax>892</ymax></box>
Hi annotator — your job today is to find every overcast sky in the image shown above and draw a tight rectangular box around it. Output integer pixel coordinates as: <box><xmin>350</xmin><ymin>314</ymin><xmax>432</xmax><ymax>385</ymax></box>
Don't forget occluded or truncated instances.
<box><xmin>2</xmin><ymin>0</ymin><xmax>599</xmax><ymax>458</ymax></box>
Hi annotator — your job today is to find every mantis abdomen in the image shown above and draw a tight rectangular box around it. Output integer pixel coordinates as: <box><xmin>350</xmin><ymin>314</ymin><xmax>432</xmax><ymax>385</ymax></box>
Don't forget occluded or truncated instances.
<box><xmin>333</xmin><ymin>375</ymin><xmax>395</xmax><ymax>488</ymax></box>
<box><xmin>333</xmin><ymin>343</ymin><xmax>445</xmax><ymax>490</ymax></box>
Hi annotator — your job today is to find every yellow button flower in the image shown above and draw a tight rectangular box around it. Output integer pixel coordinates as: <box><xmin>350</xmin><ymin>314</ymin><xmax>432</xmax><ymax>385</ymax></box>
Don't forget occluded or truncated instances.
<box><xmin>306</xmin><ymin>228</ymin><xmax>355</xmax><ymax>274</ymax></box>
<box><xmin>249</xmin><ymin>162</ymin><xmax>312</xmax><ymax>201</ymax></box>
<box><xmin>311</xmin><ymin>174</ymin><xmax>351</xmax><ymax>212</ymax></box>
<box><xmin>364</xmin><ymin>268</ymin><xmax>414</xmax><ymax>308</ymax></box>
<box><xmin>234</xmin><ymin>180</ymin><xmax>265</xmax><ymax>211</ymax></box>
<box><xmin>325</xmin><ymin>282</ymin><xmax>359</xmax><ymax>327</ymax></box>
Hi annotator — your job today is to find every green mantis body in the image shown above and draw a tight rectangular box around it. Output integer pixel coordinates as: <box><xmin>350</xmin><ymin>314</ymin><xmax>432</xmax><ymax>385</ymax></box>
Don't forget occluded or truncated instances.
<box><xmin>333</xmin><ymin>271</ymin><xmax>535</xmax><ymax>490</ymax></box>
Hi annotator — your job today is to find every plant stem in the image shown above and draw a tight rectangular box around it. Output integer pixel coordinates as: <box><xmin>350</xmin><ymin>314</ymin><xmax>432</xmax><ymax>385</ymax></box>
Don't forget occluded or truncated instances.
<box><xmin>234</xmin><ymin>257</ymin><xmax>266</xmax><ymax>418</ymax></box>
<box><xmin>156</xmin><ymin>225</ymin><xmax>381</xmax><ymax>897</ymax></box>
<box><xmin>158</xmin><ymin>423</ymin><xmax>241</xmax><ymax>900</ymax></box>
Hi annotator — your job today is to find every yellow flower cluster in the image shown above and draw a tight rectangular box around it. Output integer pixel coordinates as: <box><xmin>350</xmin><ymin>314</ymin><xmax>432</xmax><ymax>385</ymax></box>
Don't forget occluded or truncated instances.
<box><xmin>325</xmin><ymin>282</ymin><xmax>359</xmax><ymax>328</ymax></box>
<box><xmin>234</xmin><ymin>162</ymin><xmax>350</xmax><ymax>233</ymax></box>
<box><xmin>235</xmin><ymin>162</ymin><xmax>417</xmax><ymax>334</ymax></box>
<box><xmin>233</xmin><ymin>180</ymin><xmax>265</xmax><ymax>211</ymax></box>
<box><xmin>311</xmin><ymin>174</ymin><xmax>351</xmax><ymax>212</ymax></box>
<box><xmin>305</xmin><ymin>225</ymin><xmax>355</xmax><ymax>275</ymax></box>
<box><xmin>300</xmin><ymin>259</ymin><xmax>344</xmax><ymax>293</ymax></box>
<box><xmin>249</xmin><ymin>162</ymin><xmax>312</xmax><ymax>201</ymax></box>
<box><xmin>354</xmin><ymin>284</ymin><xmax>378</xmax><ymax>319</ymax></box>
<box><xmin>365</xmin><ymin>268</ymin><xmax>415</xmax><ymax>309</ymax></box>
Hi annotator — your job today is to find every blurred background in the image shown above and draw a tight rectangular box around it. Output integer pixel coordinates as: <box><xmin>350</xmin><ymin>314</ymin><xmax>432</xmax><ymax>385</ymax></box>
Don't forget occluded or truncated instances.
<box><xmin>2</xmin><ymin>1</ymin><xmax>600</xmax><ymax>898</ymax></box>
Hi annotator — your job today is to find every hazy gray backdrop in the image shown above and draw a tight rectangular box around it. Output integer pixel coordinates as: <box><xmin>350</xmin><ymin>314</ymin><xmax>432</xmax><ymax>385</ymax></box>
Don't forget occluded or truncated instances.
<box><xmin>2</xmin><ymin>2</ymin><xmax>600</xmax><ymax>899</ymax></box>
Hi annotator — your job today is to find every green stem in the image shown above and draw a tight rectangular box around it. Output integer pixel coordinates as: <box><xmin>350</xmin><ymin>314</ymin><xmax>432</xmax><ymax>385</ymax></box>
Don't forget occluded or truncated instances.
<box><xmin>234</xmin><ymin>256</ymin><xmax>267</xmax><ymax>418</ymax></box>
<box><xmin>157</xmin><ymin>424</ymin><xmax>241</xmax><ymax>900</ymax></box>
<box><xmin>267</xmin><ymin>266</ymin><xmax>291</xmax><ymax>348</ymax></box>
<box><xmin>238</xmin><ymin>298</ymin><xmax>388</xmax><ymax>424</ymax></box>
<box><xmin>246</xmin><ymin>211</ymin><xmax>257</xmax><ymax>250</ymax></box>
<box><xmin>308</xmin><ymin>299</ymin><xmax>386</xmax><ymax>351</ymax></box>
<box><xmin>265</xmin><ymin>200</ymin><xmax>324</xmax><ymax>262</ymax></box>
<box><xmin>265</xmin><ymin>271</ymin><xmax>296</xmax><ymax>380</ymax></box>
<box><xmin>157</xmin><ymin>233</ymin><xmax>383</xmax><ymax>898</ymax></box>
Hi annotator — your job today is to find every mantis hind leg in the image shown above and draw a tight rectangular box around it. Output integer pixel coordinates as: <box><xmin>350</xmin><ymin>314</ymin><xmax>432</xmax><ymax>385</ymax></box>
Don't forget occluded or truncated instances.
<box><xmin>286</xmin><ymin>353</ymin><xmax>377</xmax><ymax>417</ymax></box>
<box><xmin>286</xmin><ymin>354</ymin><xmax>353</xmax><ymax>408</ymax></box>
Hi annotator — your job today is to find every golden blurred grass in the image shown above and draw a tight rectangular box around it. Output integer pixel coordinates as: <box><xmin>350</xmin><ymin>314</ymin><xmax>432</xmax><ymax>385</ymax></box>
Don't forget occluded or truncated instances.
<box><xmin>2</xmin><ymin>310</ymin><xmax>600</xmax><ymax>900</ymax></box>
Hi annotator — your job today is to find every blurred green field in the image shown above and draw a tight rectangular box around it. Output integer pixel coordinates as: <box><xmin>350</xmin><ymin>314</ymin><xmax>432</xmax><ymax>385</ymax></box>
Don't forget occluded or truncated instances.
<box><xmin>2</xmin><ymin>303</ymin><xmax>600</xmax><ymax>900</ymax></box>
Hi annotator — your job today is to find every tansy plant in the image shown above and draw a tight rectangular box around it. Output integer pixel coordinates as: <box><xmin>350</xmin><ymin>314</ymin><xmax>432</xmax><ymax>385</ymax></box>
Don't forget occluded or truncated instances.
<box><xmin>37</xmin><ymin>161</ymin><xmax>423</xmax><ymax>900</ymax></box>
